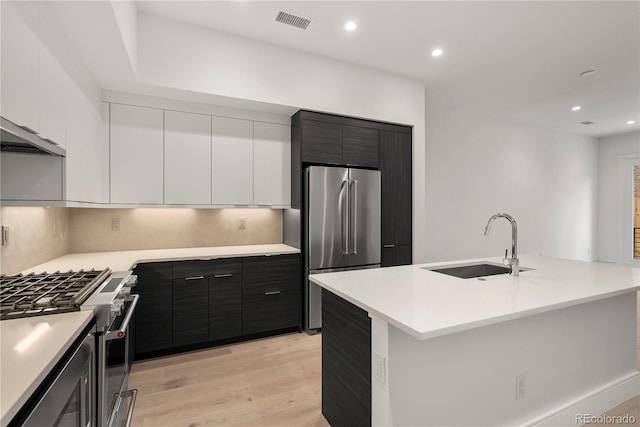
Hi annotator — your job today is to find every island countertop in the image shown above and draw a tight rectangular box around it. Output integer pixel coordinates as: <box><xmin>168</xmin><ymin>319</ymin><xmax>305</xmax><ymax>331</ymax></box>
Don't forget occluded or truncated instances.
<box><xmin>309</xmin><ymin>255</ymin><xmax>640</xmax><ymax>340</ymax></box>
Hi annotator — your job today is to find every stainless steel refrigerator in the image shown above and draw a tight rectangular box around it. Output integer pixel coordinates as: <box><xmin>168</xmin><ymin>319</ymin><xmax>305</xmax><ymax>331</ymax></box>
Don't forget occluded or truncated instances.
<box><xmin>304</xmin><ymin>165</ymin><xmax>381</xmax><ymax>332</ymax></box>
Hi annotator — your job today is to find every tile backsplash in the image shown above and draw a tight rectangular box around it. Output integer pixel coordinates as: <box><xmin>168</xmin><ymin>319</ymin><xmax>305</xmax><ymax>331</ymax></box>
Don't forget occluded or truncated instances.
<box><xmin>0</xmin><ymin>207</ymin><xmax>282</xmax><ymax>274</ymax></box>
<box><xmin>0</xmin><ymin>207</ymin><xmax>70</xmax><ymax>275</ymax></box>
<box><xmin>68</xmin><ymin>208</ymin><xmax>282</xmax><ymax>253</ymax></box>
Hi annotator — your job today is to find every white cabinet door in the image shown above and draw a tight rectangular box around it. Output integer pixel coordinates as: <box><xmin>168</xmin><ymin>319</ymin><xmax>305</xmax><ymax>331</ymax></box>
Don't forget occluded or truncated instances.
<box><xmin>110</xmin><ymin>104</ymin><xmax>164</xmax><ymax>204</ymax></box>
<box><xmin>38</xmin><ymin>44</ymin><xmax>69</xmax><ymax>148</ymax></box>
<box><xmin>0</xmin><ymin>2</ymin><xmax>39</xmax><ymax>131</ymax></box>
<box><xmin>164</xmin><ymin>110</ymin><xmax>212</xmax><ymax>204</ymax></box>
<box><xmin>253</xmin><ymin>122</ymin><xmax>291</xmax><ymax>206</ymax></box>
<box><xmin>212</xmin><ymin>116</ymin><xmax>253</xmax><ymax>205</ymax></box>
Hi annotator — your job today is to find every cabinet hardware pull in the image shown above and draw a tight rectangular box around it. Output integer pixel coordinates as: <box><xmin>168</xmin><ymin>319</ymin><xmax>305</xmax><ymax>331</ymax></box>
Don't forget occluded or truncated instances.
<box><xmin>214</xmin><ymin>274</ymin><xmax>233</xmax><ymax>278</ymax></box>
<box><xmin>383</xmin><ymin>244</ymin><xmax>395</xmax><ymax>248</ymax></box>
<box><xmin>184</xmin><ymin>276</ymin><xmax>204</xmax><ymax>281</ymax></box>
<box><xmin>264</xmin><ymin>291</ymin><xmax>281</xmax><ymax>296</ymax></box>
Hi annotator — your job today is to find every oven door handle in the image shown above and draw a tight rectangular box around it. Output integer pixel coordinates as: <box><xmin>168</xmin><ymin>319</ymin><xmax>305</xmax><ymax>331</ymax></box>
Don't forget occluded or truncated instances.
<box><xmin>105</xmin><ymin>294</ymin><xmax>139</xmax><ymax>341</ymax></box>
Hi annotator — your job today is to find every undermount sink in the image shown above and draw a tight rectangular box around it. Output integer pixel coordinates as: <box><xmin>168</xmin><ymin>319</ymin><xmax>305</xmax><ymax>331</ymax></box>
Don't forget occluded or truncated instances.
<box><xmin>422</xmin><ymin>262</ymin><xmax>528</xmax><ymax>279</ymax></box>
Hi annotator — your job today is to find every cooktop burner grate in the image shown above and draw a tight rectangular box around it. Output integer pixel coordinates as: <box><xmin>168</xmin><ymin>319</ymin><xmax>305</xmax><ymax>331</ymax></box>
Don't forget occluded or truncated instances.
<box><xmin>0</xmin><ymin>269</ymin><xmax>111</xmax><ymax>320</ymax></box>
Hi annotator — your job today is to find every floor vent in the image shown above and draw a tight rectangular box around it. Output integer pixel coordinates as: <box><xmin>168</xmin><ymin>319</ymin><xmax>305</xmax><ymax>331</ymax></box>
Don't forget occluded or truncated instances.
<box><xmin>275</xmin><ymin>11</ymin><xmax>311</xmax><ymax>30</ymax></box>
<box><xmin>580</xmin><ymin>121</ymin><xmax>595</xmax><ymax>125</ymax></box>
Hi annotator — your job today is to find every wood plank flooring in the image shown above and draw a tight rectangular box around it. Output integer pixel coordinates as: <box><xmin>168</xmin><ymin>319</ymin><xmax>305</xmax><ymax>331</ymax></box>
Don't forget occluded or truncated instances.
<box><xmin>129</xmin><ymin>332</ymin><xmax>330</xmax><ymax>427</ymax></box>
<box><xmin>130</xmin><ymin>317</ymin><xmax>640</xmax><ymax>427</ymax></box>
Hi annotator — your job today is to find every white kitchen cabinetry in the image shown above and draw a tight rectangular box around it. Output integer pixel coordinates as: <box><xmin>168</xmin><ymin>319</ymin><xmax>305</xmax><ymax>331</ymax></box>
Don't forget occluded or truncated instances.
<box><xmin>212</xmin><ymin>116</ymin><xmax>254</xmax><ymax>205</ymax></box>
<box><xmin>164</xmin><ymin>110</ymin><xmax>212</xmax><ymax>204</ymax></box>
<box><xmin>0</xmin><ymin>2</ymin><xmax>39</xmax><ymax>132</ymax></box>
<box><xmin>38</xmin><ymin>43</ymin><xmax>69</xmax><ymax>148</ymax></box>
<box><xmin>110</xmin><ymin>104</ymin><xmax>164</xmax><ymax>204</ymax></box>
<box><xmin>253</xmin><ymin>122</ymin><xmax>291</xmax><ymax>206</ymax></box>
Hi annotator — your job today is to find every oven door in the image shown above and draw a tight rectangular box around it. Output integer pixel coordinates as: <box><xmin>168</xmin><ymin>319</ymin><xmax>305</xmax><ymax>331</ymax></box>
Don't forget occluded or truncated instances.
<box><xmin>102</xmin><ymin>295</ymin><xmax>139</xmax><ymax>427</ymax></box>
<box><xmin>21</xmin><ymin>332</ymin><xmax>95</xmax><ymax>427</ymax></box>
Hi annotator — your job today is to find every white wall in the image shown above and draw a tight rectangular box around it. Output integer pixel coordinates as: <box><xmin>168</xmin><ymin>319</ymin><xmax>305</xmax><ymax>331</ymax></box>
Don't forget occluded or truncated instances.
<box><xmin>596</xmin><ymin>131</ymin><xmax>640</xmax><ymax>262</ymax></box>
<box><xmin>424</xmin><ymin>104</ymin><xmax>599</xmax><ymax>262</ymax></box>
<box><xmin>136</xmin><ymin>13</ymin><xmax>427</xmax><ymax>262</ymax></box>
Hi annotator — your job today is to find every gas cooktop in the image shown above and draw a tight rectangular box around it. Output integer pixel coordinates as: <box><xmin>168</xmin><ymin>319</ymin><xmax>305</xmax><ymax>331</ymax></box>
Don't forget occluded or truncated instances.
<box><xmin>0</xmin><ymin>269</ymin><xmax>112</xmax><ymax>320</ymax></box>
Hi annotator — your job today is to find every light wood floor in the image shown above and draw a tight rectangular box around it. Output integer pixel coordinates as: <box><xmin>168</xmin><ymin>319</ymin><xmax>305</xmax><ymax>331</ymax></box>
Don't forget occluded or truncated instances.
<box><xmin>130</xmin><ymin>330</ymin><xmax>639</xmax><ymax>427</ymax></box>
<box><xmin>129</xmin><ymin>332</ymin><xmax>330</xmax><ymax>427</ymax></box>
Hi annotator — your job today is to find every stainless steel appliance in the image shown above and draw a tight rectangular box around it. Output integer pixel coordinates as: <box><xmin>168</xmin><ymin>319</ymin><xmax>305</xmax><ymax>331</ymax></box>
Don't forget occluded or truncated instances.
<box><xmin>20</xmin><ymin>329</ymin><xmax>96</xmax><ymax>427</ymax></box>
<box><xmin>305</xmin><ymin>166</ymin><xmax>381</xmax><ymax>332</ymax></box>
<box><xmin>0</xmin><ymin>269</ymin><xmax>139</xmax><ymax>427</ymax></box>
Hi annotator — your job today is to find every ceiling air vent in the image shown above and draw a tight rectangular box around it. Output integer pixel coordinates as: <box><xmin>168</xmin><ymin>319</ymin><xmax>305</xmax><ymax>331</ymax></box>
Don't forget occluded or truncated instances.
<box><xmin>275</xmin><ymin>11</ymin><xmax>311</xmax><ymax>30</ymax></box>
<box><xmin>580</xmin><ymin>121</ymin><xmax>595</xmax><ymax>125</ymax></box>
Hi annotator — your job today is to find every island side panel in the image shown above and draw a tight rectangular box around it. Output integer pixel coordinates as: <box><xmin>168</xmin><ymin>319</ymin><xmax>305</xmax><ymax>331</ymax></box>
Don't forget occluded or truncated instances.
<box><xmin>322</xmin><ymin>289</ymin><xmax>372</xmax><ymax>427</ymax></box>
<box><xmin>386</xmin><ymin>292</ymin><xmax>639</xmax><ymax>426</ymax></box>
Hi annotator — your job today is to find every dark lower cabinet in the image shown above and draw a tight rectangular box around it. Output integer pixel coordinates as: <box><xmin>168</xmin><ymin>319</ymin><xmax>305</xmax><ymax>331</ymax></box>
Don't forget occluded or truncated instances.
<box><xmin>242</xmin><ymin>254</ymin><xmax>301</xmax><ymax>335</ymax></box>
<box><xmin>133</xmin><ymin>262</ymin><xmax>172</xmax><ymax>357</ymax></box>
<box><xmin>172</xmin><ymin>276</ymin><xmax>209</xmax><ymax>347</ymax></box>
<box><xmin>382</xmin><ymin>244</ymin><xmax>412</xmax><ymax>267</ymax></box>
<box><xmin>322</xmin><ymin>289</ymin><xmax>371</xmax><ymax>427</ymax></box>
<box><xmin>209</xmin><ymin>260</ymin><xmax>242</xmax><ymax>341</ymax></box>
<box><xmin>134</xmin><ymin>254</ymin><xmax>302</xmax><ymax>359</ymax></box>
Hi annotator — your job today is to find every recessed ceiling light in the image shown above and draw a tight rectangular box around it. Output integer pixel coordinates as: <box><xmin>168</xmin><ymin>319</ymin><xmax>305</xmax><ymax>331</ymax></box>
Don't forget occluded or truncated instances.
<box><xmin>579</xmin><ymin>69</ymin><xmax>597</xmax><ymax>77</ymax></box>
<box><xmin>345</xmin><ymin>21</ymin><xmax>357</xmax><ymax>31</ymax></box>
<box><xmin>571</xmin><ymin>106</ymin><xmax>581</xmax><ymax>111</ymax></box>
<box><xmin>431</xmin><ymin>48</ymin><xmax>443</xmax><ymax>57</ymax></box>
<box><xmin>627</xmin><ymin>120</ymin><xmax>636</xmax><ymax>125</ymax></box>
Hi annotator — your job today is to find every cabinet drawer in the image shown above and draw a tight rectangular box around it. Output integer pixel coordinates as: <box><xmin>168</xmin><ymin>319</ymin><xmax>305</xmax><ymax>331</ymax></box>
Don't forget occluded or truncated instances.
<box><xmin>242</xmin><ymin>289</ymin><xmax>300</xmax><ymax>335</ymax></box>
<box><xmin>173</xmin><ymin>258</ymin><xmax>241</xmax><ymax>279</ymax></box>
<box><xmin>242</xmin><ymin>255</ymin><xmax>300</xmax><ymax>294</ymax></box>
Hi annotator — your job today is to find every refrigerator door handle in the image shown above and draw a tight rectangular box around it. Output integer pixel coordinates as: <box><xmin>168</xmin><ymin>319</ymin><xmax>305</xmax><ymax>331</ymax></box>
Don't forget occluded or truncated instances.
<box><xmin>350</xmin><ymin>179</ymin><xmax>358</xmax><ymax>255</ymax></box>
<box><xmin>340</xmin><ymin>180</ymin><xmax>349</xmax><ymax>255</ymax></box>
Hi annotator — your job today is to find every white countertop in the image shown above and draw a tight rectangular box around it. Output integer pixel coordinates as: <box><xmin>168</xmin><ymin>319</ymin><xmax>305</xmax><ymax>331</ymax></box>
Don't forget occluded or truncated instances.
<box><xmin>21</xmin><ymin>244</ymin><xmax>300</xmax><ymax>274</ymax></box>
<box><xmin>0</xmin><ymin>311</ymin><xmax>94</xmax><ymax>426</ymax></box>
<box><xmin>309</xmin><ymin>255</ymin><xmax>640</xmax><ymax>340</ymax></box>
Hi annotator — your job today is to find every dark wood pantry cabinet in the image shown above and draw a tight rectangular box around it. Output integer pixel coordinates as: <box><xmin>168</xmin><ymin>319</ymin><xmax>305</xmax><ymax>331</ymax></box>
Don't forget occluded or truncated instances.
<box><xmin>133</xmin><ymin>253</ymin><xmax>301</xmax><ymax>360</ymax></box>
<box><xmin>380</xmin><ymin>130</ymin><xmax>413</xmax><ymax>266</ymax></box>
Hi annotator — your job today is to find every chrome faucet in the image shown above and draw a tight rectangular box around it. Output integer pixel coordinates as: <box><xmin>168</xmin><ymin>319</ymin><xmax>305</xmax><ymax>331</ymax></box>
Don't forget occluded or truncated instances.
<box><xmin>484</xmin><ymin>213</ymin><xmax>519</xmax><ymax>276</ymax></box>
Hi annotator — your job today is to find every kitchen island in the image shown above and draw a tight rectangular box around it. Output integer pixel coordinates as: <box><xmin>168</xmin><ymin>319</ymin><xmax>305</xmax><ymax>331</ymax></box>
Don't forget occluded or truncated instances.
<box><xmin>309</xmin><ymin>255</ymin><xmax>640</xmax><ymax>426</ymax></box>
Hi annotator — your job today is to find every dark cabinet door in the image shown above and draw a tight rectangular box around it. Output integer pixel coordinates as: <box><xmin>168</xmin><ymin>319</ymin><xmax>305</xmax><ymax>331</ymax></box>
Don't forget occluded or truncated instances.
<box><xmin>342</xmin><ymin>125</ymin><xmax>379</xmax><ymax>168</ymax></box>
<box><xmin>381</xmin><ymin>130</ymin><xmax>412</xmax><ymax>256</ymax></box>
<box><xmin>242</xmin><ymin>254</ymin><xmax>301</xmax><ymax>335</ymax></box>
<box><xmin>208</xmin><ymin>260</ymin><xmax>242</xmax><ymax>341</ymax></box>
<box><xmin>381</xmin><ymin>244</ymin><xmax>412</xmax><ymax>267</ymax></box>
<box><xmin>173</xmin><ymin>276</ymin><xmax>209</xmax><ymax>347</ymax></box>
<box><xmin>133</xmin><ymin>262</ymin><xmax>173</xmax><ymax>357</ymax></box>
<box><xmin>300</xmin><ymin>119</ymin><xmax>342</xmax><ymax>164</ymax></box>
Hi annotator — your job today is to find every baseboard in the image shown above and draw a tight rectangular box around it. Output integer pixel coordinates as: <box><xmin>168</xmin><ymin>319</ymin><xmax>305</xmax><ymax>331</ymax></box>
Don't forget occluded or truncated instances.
<box><xmin>530</xmin><ymin>372</ymin><xmax>640</xmax><ymax>426</ymax></box>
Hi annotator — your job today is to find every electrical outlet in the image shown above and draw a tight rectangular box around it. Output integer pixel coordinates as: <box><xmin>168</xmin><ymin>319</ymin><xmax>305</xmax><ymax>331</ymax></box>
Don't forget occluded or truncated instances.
<box><xmin>238</xmin><ymin>217</ymin><xmax>246</xmax><ymax>230</ymax></box>
<box><xmin>516</xmin><ymin>374</ymin><xmax>526</xmax><ymax>400</ymax></box>
<box><xmin>1</xmin><ymin>226</ymin><xmax>9</xmax><ymax>246</ymax></box>
<box><xmin>112</xmin><ymin>218</ymin><xmax>121</xmax><ymax>232</ymax></box>
<box><xmin>374</xmin><ymin>352</ymin><xmax>386</xmax><ymax>385</ymax></box>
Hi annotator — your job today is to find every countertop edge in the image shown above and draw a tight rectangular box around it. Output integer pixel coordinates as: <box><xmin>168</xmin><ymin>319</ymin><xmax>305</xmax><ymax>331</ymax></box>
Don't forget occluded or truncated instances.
<box><xmin>1</xmin><ymin>311</ymin><xmax>95</xmax><ymax>426</ymax></box>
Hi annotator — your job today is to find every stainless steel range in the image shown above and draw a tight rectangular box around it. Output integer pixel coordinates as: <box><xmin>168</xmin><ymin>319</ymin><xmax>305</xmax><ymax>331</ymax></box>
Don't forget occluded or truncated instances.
<box><xmin>0</xmin><ymin>269</ymin><xmax>139</xmax><ymax>427</ymax></box>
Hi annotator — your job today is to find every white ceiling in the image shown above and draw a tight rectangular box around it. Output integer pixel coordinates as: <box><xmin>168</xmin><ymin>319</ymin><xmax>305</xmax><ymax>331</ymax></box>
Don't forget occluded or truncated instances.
<box><xmin>58</xmin><ymin>1</ymin><xmax>640</xmax><ymax>137</ymax></box>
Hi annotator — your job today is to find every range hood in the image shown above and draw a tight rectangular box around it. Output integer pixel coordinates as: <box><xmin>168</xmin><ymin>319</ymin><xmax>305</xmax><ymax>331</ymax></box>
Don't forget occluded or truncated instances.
<box><xmin>0</xmin><ymin>116</ymin><xmax>66</xmax><ymax>156</ymax></box>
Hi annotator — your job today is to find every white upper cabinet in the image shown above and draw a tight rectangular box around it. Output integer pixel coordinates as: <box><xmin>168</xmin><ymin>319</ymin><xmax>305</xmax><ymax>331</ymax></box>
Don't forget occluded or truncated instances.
<box><xmin>38</xmin><ymin>44</ymin><xmax>69</xmax><ymax>148</ymax></box>
<box><xmin>1</xmin><ymin>2</ymin><xmax>39</xmax><ymax>131</ymax></box>
<box><xmin>253</xmin><ymin>122</ymin><xmax>291</xmax><ymax>206</ymax></box>
<box><xmin>110</xmin><ymin>104</ymin><xmax>164</xmax><ymax>204</ymax></box>
<box><xmin>164</xmin><ymin>110</ymin><xmax>212</xmax><ymax>205</ymax></box>
<box><xmin>212</xmin><ymin>116</ymin><xmax>254</xmax><ymax>205</ymax></box>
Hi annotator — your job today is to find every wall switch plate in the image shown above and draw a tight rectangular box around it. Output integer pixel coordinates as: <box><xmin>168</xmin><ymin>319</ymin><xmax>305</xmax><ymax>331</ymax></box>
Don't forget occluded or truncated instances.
<box><xmin>516</xmin><ymin>374</ymin><xmax>526</xmax><ymax>400</ymax></box>
<box><xmin>374</xmin><ymin>352</ymin><xmax>386</xmax><ymax>385</ymax></box>
<box><xmin>112</xmin><ymin>218</ymin><xmax>121</xmax><ymax>232</ymax></box>
<box><xmin>238</xmin><ymin>217</ymin><xmax>246</xmax><ymax>230</ymax></box>
<box><xmin>1</xmin><ymin>226</ymin><xmax>9</xmax><ymax>246</ymax></box>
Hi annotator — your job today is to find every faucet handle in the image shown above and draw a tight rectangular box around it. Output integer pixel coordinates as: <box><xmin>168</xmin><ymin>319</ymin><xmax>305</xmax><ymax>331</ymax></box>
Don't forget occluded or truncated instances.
<box><xmin>502</xmin><ymin>249</ymin><xmax>510</xmax><ymax>265</ymax></box>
